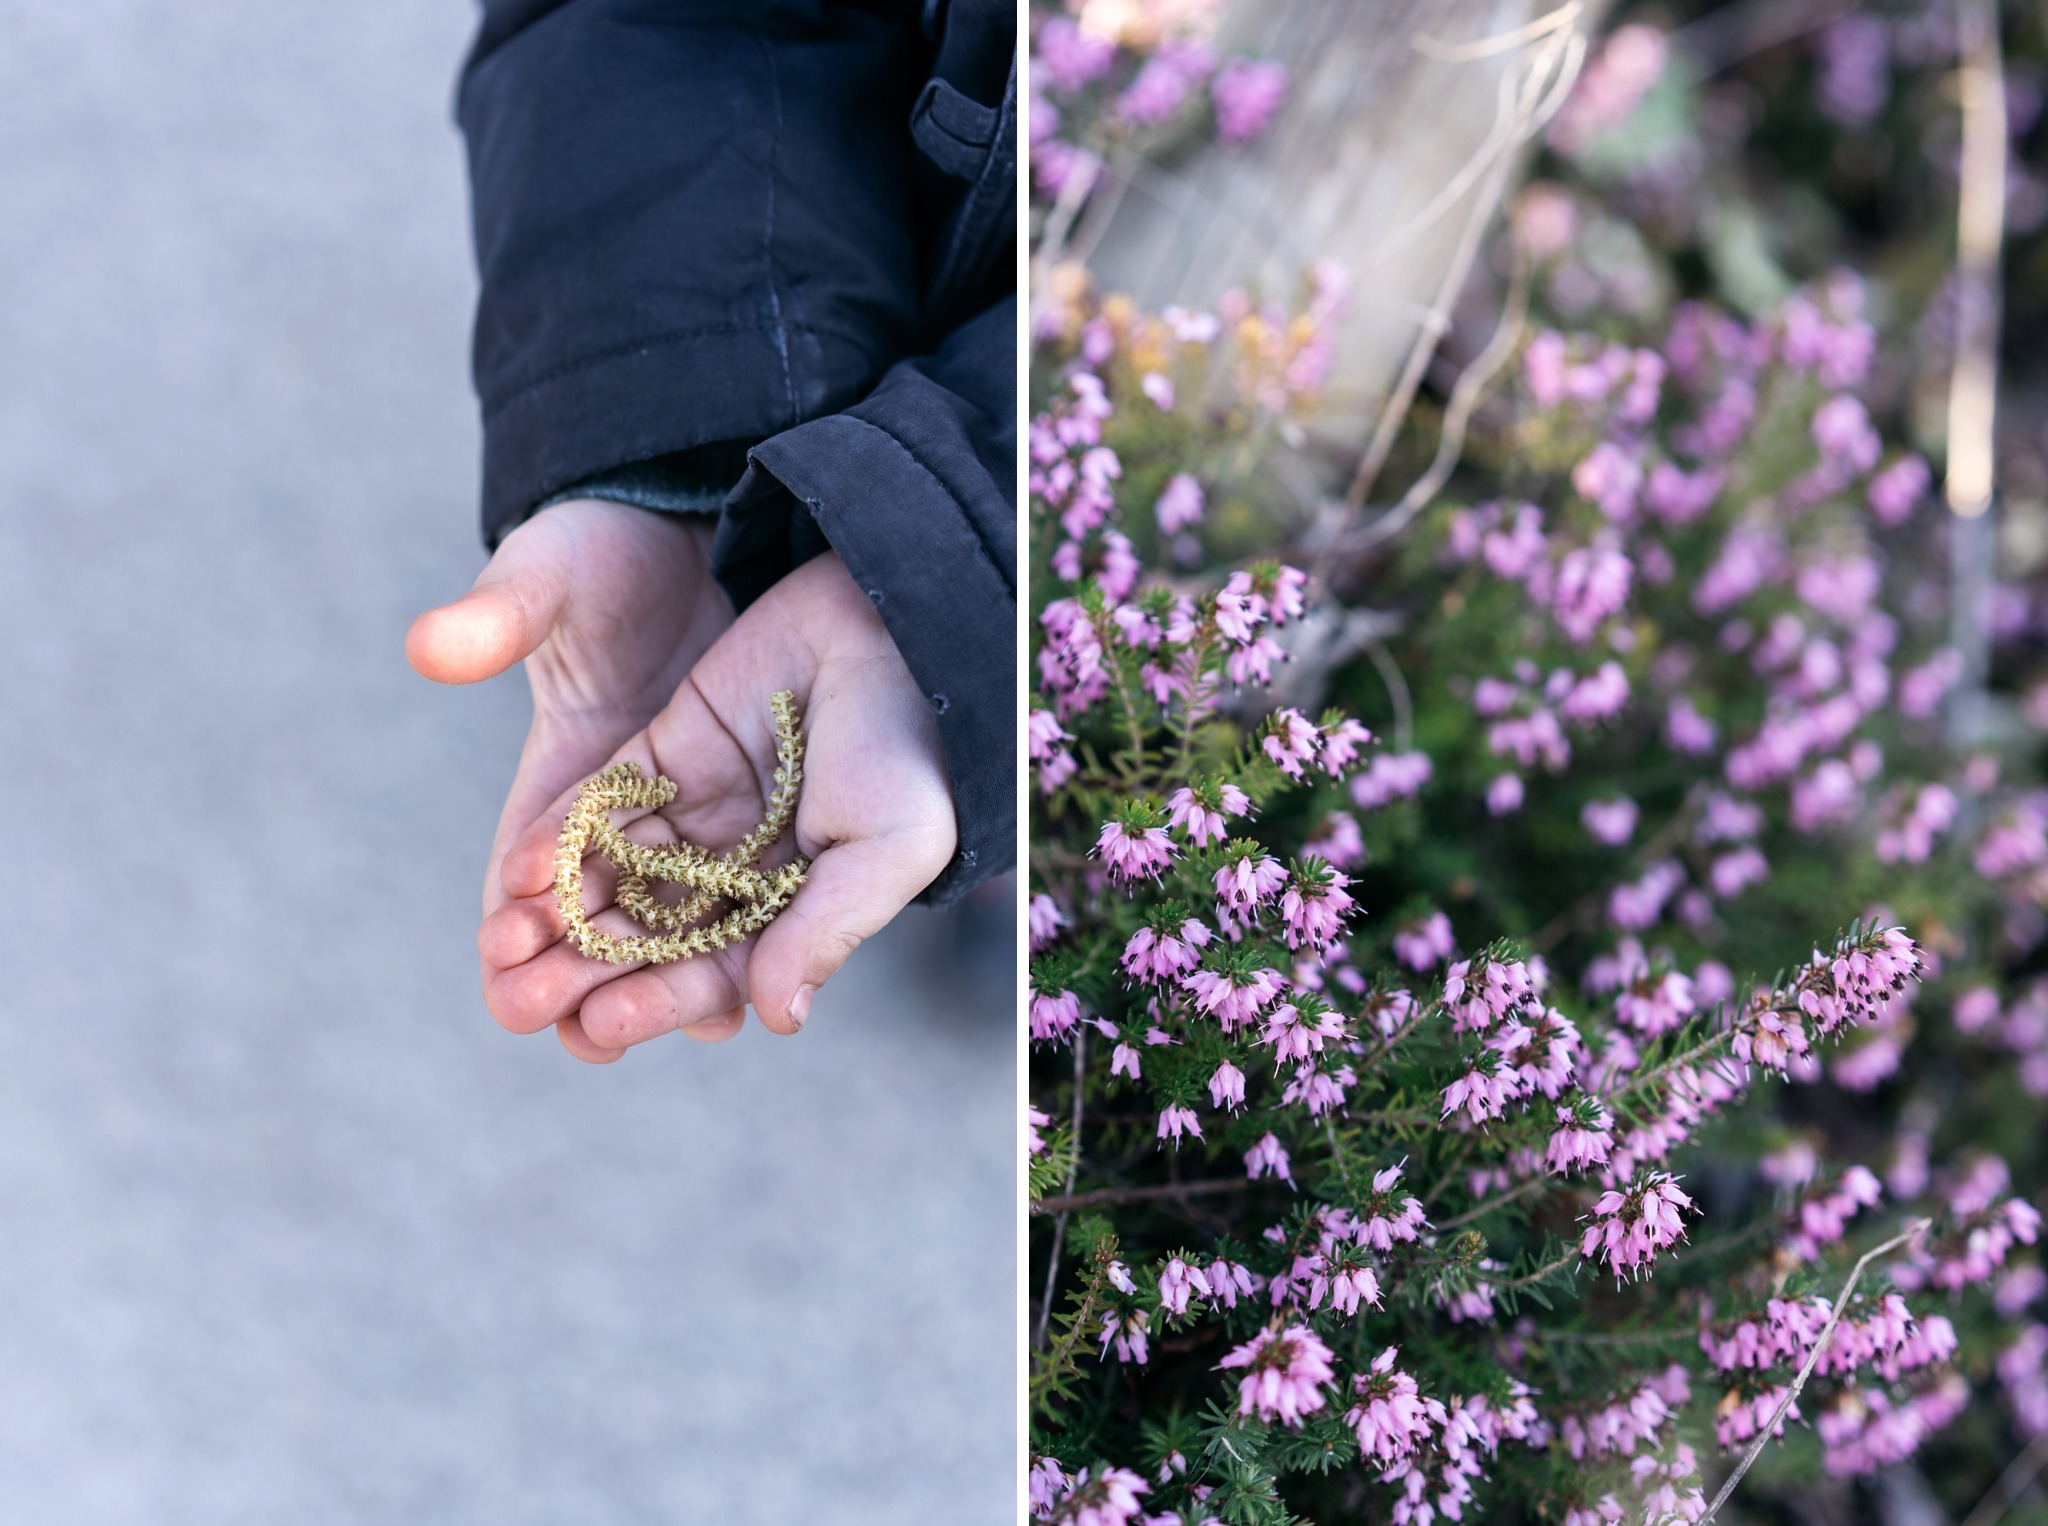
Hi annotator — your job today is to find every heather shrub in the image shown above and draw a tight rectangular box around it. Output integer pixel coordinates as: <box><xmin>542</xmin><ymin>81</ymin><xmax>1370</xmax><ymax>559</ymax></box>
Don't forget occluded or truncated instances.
<box><xmin>1028</xmin><ymin>7</ymin><xmax>2048</xmax><ymax>1522</ymax></box>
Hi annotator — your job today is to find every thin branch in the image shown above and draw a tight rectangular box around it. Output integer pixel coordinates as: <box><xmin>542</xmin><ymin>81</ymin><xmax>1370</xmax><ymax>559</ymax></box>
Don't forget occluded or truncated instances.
<box><xmin>1034</xmin><ymin>1028</ymin><xmax>1089</xmax><ymax>1350</ymax></box>
<box><xmin>1337</xmin><ymin>24</ymin><xmax>1583</xmax><ymax>518</ymax></box>
<box><xmin>1959</xmin><ymin>1431</ymin><xmax>2048</xmax><ymax>1526</ymax></box>
<box><xmin>1414</xmin><ymin>0</ymin><xmax>1583</xmax><ymax>63</ymax></box>
<box><xmin>1436</xmin><ymin>1173</ymin><xmax>1555</xmax><ymax>1232</ymax></box>
<box><xmin>1490</xmin><ymin>1246</ymin><xmax>1579</xmax><ymax>1291</ymax></box>
<box><xmin>1698</xmin><ymin>1220</ymin><xmax>1931</xmax><ymax>1525</ymax></box>
<box><xmin>1363</xmin><ymin>634</ymin><xmax>1416</xmax><ymax>753</ymax></box>
<box><xmin>1328</xmin><ymin>252</ymin><xmax>1532</xmax><ymax>565</ymax></box>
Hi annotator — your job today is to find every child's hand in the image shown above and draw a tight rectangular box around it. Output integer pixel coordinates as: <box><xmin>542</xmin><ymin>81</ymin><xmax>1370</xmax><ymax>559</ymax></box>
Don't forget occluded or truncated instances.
<box><xmin>473</xmin><ymin>551</ymin><xmax>957</xmax><ymax>1062</ymax></box>
<box><xmin>406</xmin><ymin>499</ymin><xmax>735</xmax><ymax>961</ymax></box>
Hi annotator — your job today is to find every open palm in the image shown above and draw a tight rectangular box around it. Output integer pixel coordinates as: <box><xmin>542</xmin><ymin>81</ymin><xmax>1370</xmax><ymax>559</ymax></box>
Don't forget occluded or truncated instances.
<box><xmin>465</xmin><ymin>551</ymin><xmax>957</xmax><ymax>1062</ymax></box>
<box><xmin>406</xmin><ymin>497</ymin><xmax>735</xmax><ymax>955</ymax></box>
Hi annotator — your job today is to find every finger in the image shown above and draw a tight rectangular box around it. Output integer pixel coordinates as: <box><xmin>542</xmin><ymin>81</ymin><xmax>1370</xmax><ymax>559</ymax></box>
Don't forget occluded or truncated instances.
<box><xmin>678</xmin><ymin>1006</ymin><xmax>746</xmax><ymax>1044</ymax></box>
<box><xmin>405</xmin><ymin>513</ymin><xmax>573</xmax><ymax>686</ymax></box>
<box><xmin>747</xmin><ymin>824</ymin><xmax>956</xmax><ymax>1036</ymax></box>
<box><xmin>575</xmin><ymin>948</ymin><xmax>749</xmax><ymax>1050</ymax></box>
<box><xmin>479</xmin><ymin>892</ymin><xmax>563</xmax><ymax>972</ymax></box>
<box><xmin>555</xmin><ymin>1016</ymin><xmax>627</xmax><ymax>1065</ymax></box>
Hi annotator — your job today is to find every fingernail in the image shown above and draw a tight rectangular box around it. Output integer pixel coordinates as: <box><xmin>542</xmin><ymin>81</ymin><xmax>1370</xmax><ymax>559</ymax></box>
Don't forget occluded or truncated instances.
<box><xmin>788</xmin><ymin>983</ymin><xmax>817</xmax><ymax>1033</ymax></box>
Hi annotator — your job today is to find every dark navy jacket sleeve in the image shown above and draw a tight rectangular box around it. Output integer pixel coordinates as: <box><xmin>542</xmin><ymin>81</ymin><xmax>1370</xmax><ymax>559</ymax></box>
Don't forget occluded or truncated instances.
<box><xmin>457</xmin><ymin>0</ymin><xmax>1016</xmax><ymax>902</ymax></box>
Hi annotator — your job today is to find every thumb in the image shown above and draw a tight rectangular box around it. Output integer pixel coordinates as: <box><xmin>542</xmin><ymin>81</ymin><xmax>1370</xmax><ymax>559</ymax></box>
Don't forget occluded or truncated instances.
<box><xmin>406</xmin><ymin>513</ymin><xmax>573</xmax><ymax>685</ymax></box>
<box><xmin>748</xmin><ymin>827</ymin><xmax>956</xmax><ymax>1036</ymax></box>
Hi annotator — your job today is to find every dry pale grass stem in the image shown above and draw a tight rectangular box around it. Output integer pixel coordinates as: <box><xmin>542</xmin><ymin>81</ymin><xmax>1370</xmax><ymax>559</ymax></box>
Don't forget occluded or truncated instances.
<box><xmin>554</xmin><ymin>690</ymin><xmax>807</xmax><ymax>964</ymax></box>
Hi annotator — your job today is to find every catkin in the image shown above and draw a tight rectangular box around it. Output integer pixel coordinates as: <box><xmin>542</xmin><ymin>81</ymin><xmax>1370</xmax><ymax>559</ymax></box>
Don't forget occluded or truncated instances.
<box><xmin>554</xmin><ymin>690</ymin><xmax>807</xmax><ymax>964</ymax></box>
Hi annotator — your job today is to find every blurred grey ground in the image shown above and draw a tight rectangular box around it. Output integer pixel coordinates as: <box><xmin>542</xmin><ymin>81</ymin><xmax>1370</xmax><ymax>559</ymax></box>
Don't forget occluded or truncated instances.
<box><xmin>0</xmin><ymin>5</ymin><xmax>1015</xmax><ymax>1521</ymax></box>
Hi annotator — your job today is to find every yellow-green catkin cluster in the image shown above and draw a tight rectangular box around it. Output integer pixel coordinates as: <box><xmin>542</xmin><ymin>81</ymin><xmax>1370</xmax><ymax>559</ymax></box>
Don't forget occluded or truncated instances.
<box><xmin>554</xmin><ymin>690</ymin><xmax>807</xmax><ymax>964</ymax></box>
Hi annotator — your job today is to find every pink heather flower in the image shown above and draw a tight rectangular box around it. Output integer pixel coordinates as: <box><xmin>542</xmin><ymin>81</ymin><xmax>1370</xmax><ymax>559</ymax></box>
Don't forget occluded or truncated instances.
<box><xmin>1263</xmin><ymin>708</ymin><xmax>1321</xmax><ymax>779</ymax></box>
<box><xmin>1817</xmin><ymin>14</ymin><xmax>1890</xmax><ymax>124</ymax></box>
<box><xmin>1443</xmin><ymin>955</ymin><xmax>1538</xmax><ymax>1032</ymax></box>
<box><xmin>1029</xmin><ymin>708</ymin><xmax>1078</xmax><ymax>793</ymax></box>
<box><xmin>1304</xmin><ymin>810</ymin><xmax>1365</xmax><ymax>868</ymax></box>
<box><xmin>1695</xmin><ymin>526</ymin><xmax>1783</xmax><ymax>614</ymax></box>
<box><xmin>1263</xmin><ymin>1002</ymin><xmax>1345</xmax><ymax>1066</ymax></box>
<box><xmin>1487</xmin><ymin>773</ymin><xmax>1525</xmax><ymax>815</ymax></box>
<box><xmin>1563</xmin><ymin>661</ymin><xmax>1631</xmax><ymax>722</ymax></box>
<box><xmin>1996</xmin><ymin>1265</ymin><xmax>2048</xmax><ymax>1318</ymax></box>
<box><xmin>1155</xmin><ymin>472</ymin><xmax>1204</xmax><ymax>533</ymax></box>
<box><xmin>1322</xmin><ymin>1263</ymin><xmax>1382</xmax><ymax>1317</ymax></box>
<box><xmin>1110</xmin><ymin>1042</ymin><xmax>1141</xmax><ymax>1080</ymax></box>
<box><xmin>1609</xmin><ymin>860</ymin><xmax>1685</xmax><ymax>931</ymax></box>
<box><xmin>1157</xmin><ymin>1257</ymin><xmax>1212</xmax><ymax>1318</ymax></box>
<box><xmin>1667</xmin><ymin>695</ymin><xmax>1718</xmax><ymax>754</ymax></box>
<box><xmin>1552</xmin><ymin>544</ymin><xmax>1633</xmax><ymax>643</ymax></box>
<box><xmin>1869</xmin><ymin>455</ymin><xmax>1930</xmax><ymax>526</ymax></box>
<box><xmin>1955</xmin><ymin>986</ymin><xmax>2002</xmax><ymax>1034</ymax></box>
<box><xmin>1116</xmin><ymin>39</ymin><xmax>1213</xmax><ymax>125</ymax></box>
<box><xmin>1218</xmin><ymin>1324</ymin><xmax>1335</xmax><ymax>1427</ymax></box>
<box><xmin>1213</xmin><ymin>573</ymin><xmax>1269</xmax><ymax>643</ymax></box>
<box><xmin>1209</xmin><ymin>1060</ymin><xmax>1246</xmax><ymax>1111</ymax></box>
<box><xmin>1512</xmin><ymin>180</ymin><xmax>1578</xmax><ymax>257</ymax></box>
<box><xmin>1318</xmin><ymin>717</ymin><xmax>1373</xmax><ymax>776</ymax></box>
<box><xmin>1027</xmin><ymin>1106</ymin><xmax>1052</xmax><ymax>1156</ymax></box>
<box><xmin>1109</xmin><ymin>603</ymin><xmax>1161</xmax><ymax>650</ymax></box>
<box><xmin>1098</xmin><ymin>1305</ymin><xmax>1149</xmax><ymax>1364</ymax></box>
<box><xmin>1709</xmin><ymin>846</ymin><xmax>1769</xmax><ymax>898</ymax></box>
<box><xmin>1582</xmin><ymin>796</ymin><xmax>1639</xmax><ymax>845</ymax></box>
<box><xmin>1212</xmin><ymin>59</ymin><xmax>1288</xmax><ymax>143</ymax></box>
<box><xmin>1027</xmin><ymin>1455</ymin><xmax>1068</xmax><ymax>1518</ymax></box>
<box><xmin>1547</xmin><ymin>1100</ymin><xmax>1614</xmax><ymax>1173</ymax></box>
<box><xmin>1028</xmin><ymin>893</ymin><xmax>1067</xmax><ymax>951</ymax></box>
<box><xmin>1166</xmin><ymin>782</ymin><xmax>1250</xmax><ymax>847</ymax></box>
<box><xmin>1184</xmin><ymin>965</ymin><xmax>1286</xmax><ymax>1031</ymax></box>
<box><xmin>1245</xmin><ymin>1132</ymin><xmax>1292</xmax><ymax>1181</ymax></box>
<box><xmin>1786</xmin><ymin>1165</ymin><xmax>1884</xmax><ymax>1262</ymax></box>
<box><xmin>1549</xmin><ymin>23</ymin><xmax>1667</xmax><ymax>155</ymax></box>
<box><xmin>1791</xmin><ymin>927</ymin><xmax>1922</xmax><ymax>1034</ymax></box>
<box><xmin>1279</xmin><ymin>867</ymin><xmax>1354</xmax><ymax>951</ymax></box>
<box><xmin>1357</xmin><ymin>1166</ymin><xmax>1429</xmax><ymax>1250</ymax></box>
<box><xmin>1215</xmin><ymin>850</ymin><xmax>1289</xmax><ymax>909</ymax></box>
<box><xmin>1350</xmin><ymin>751</ymin><xmax>1432</xmax><ymax>809</ymax></box>
<box><xmin>1031</xmin><ymin>990</ymin><xmax>1081</xmax><ymax>1043</ymax></box>
<box><xmin>1393</xmin><ymin>911</ymin><xmax>1455</xmax><ymax>971</ymax></box>
<box><xmin>1051</xmin><ymin>1464</ymin><xmax>1150</xmax><ymax>1526</ymax></box>
<box><xmin>1271</xmin><ymin>565</ymin><xmax>1310</xmax><ymax>624</ymax></box>
<box><xmin>1812</xmin><ymin>394</ymin><xmax>1881</xmax><ymax>473</ymax></box>
<box><xmin>1121</xmin><ymin>920</ymin><xmax>1210</xmax><ymax>985</ymax></box>
<box><xmin>1616</xmin><ymin>971</ymin><xmax>1696</xmax><ymax>1038</ymax></box>
<box><xmin>1581</xmin><ymin>1173</ymin><xmax>1695</xmax><ymax>1279</ymax></box>
<box><xmin>1034</xmin><ymin>19</ymin><xmax>1116</xmax><ymax>92</ymax></box>
<box><xmin>1139</xmin><ymin>370</ymin><xmax>1173</xmax><ymax>410</ymax></box>
<box><xmin>1645</xmin><ymin>462</ymin><xmax>1723</xmax><ymax>524</ymax></box>
<box><xmin>1483</xmin><ymin>504</ymin><xmax>1548</xmax><ymax>580</ymax></box>
<box><xmin>1201</xmin><ymin>1258</ymin><xmax>1258</xmax><ymax>1313</ymax></box>
<box><xmin>1785</xmin><ymin>757</ymin><xmax>1867</xmax><ymax>827</ymax></box>
<box><xmin>1226</xmin><ymin>634</ymin><xmax>1286</xmax><ymax>686</ymax></box>
<box><xmin>1157</xmin><ymin>1105</ymin><xmax>1202</xmax><ymax>1145</ymax></box>
<box><xmin>1736</xmin><ymin>1008</ymin><xmax>1811</xmax><ymax>1073</ymax></box>
<box><xmin>1574</xmin><ymin>441</ymin><xmax>1643</xmax><ymax>522</ymax></box>
<box><xmin>1442</xmin><ymin>1055</ymin><xmax>1519</xmax><ymax>1127</ymax></box>
<box><xmin>1899</xmin><ymin>648</ymin><xmax>1965</xmax><ymax>719</ymax></box>
<box><xmin>1562</xmin><ymin>1368</ymin><xmax>1690</xmax><ymax>1459</ymax></box>
<box><xmin>1346</xmin><ymin>1347</ymin><xmax>1445</xmax><ymax>1466</ymax></box>
<box><xmin>1095</xmin><ymin>818</ymin><xmax>1175</xmax><ymax>882</ymax></box>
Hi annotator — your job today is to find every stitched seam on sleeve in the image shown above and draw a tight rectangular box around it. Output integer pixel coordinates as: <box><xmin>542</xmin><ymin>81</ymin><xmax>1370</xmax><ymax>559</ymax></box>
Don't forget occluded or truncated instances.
<box><xmin>483</xmin><ymin>320</ymin><xmax>865</xmax><ymax>415</ymax></box>
<box><xmin>820</xmin><ymin>415</ymin><xmax>1011</xmax><ymax>589</ymax></box>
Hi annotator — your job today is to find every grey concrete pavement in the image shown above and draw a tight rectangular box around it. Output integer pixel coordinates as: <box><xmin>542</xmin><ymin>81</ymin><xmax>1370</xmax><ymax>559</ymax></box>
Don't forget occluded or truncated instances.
<box><xmin>0</xmin><ymin>5</ymin><xmax>1015</xmax><ymax>1521</ymax></box>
